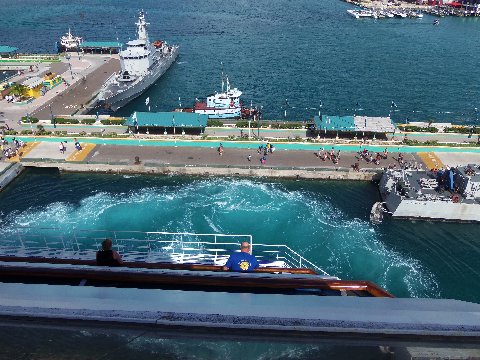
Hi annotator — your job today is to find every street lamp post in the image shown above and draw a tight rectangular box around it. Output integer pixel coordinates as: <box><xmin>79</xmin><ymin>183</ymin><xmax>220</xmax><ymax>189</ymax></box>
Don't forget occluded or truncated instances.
<box><xmin>49</xmin><ymin>104</ymin><xmax>55</xmax><ymax>128</ymax></box>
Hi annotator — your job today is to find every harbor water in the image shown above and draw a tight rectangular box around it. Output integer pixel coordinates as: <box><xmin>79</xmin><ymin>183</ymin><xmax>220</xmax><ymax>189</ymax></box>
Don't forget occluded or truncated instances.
<box><xmin>0</xmin><ymin>0</ymin><xmax>479</xmax><ymax>122</ymax></box>
<box><xmin>0</xmin><ymin>168</ymin><xmax>478</xmax><ymax>303</ymax></box>
<box><xmin>0</xmin><ymin>71</ymin><xmax>15</xmax><ymax>83</ymax></box>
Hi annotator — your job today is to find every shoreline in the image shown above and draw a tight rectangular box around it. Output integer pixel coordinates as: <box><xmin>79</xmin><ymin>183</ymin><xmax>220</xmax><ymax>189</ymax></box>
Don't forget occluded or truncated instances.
<box><xmin>344</xmin><ymin>0</ymin><xmax>429</xmax><ymax>11</ymax></box>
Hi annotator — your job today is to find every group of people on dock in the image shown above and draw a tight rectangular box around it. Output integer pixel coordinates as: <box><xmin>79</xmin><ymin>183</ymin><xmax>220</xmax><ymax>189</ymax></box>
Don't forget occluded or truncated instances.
<box><xmin>1</xmin><ymin>137</ymin><xmax>25</xmax><ymax>160</ymax></box>
<box><xmin>352</xmin><ymin>147</ymin><xmax>388</xmax><ymax>172</ymax></box>
<box><xmin>58</xmin><ymin>139</ymin><xmax>82</xmax><ymax>154</ymax></box>
<box><xmin>258</xmin><ymin>143</ymin><xmax>275</xmax><ymax>165</ymax></box>
<box><xmin>317</xmin><ymin>147</ymin><xmax>340</xmax><ymax>164</ymax></box>
<box><xmin>358</xmin><ymin>148</ymin><xmax>388</xmax><ymax>165</ymax></box>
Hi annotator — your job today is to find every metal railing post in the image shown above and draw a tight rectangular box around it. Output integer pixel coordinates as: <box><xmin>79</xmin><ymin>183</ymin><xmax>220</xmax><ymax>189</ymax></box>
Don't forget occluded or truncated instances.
<box><xmin>16</xmin><ymin>228</ymin><xmax>25</xmax><ymax>249</ymax></box>
<box><xmin>73</xmin><ymin>230</ymin><xmax>80</xmax><ymax>252</ymax></box>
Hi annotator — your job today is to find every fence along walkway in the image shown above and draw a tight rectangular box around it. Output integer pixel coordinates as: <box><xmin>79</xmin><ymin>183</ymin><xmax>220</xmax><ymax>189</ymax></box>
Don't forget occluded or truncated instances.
<box><xmin>0</xmin><ymin>228</ymin><xmax>330</xmax><ymax>276</ymax></box>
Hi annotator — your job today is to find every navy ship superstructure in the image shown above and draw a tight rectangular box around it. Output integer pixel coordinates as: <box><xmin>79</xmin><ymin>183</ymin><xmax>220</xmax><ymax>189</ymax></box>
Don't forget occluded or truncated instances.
<box><xmin>98</xmin><ymin>11</ymin><xmax>178</xmax><ymax>110</ymax></box>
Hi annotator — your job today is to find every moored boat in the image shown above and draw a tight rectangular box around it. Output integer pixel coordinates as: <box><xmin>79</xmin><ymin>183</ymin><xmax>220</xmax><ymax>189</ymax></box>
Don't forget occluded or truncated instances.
<box><xmin>379</xmin><ymin>165</ymin><xmax>480</xmax><ymax>223</ymax></box>
<box><xmin>57</xmin><ymin>28</ymin><xmax>83</xmax><ymax>53</ymax></box>
<box><xmin>193</xmin><ymin>75</ymin><xmax>259</xmax><ymax>120</ymax></box>
<box><xmin>98</xmin><ymin>11</ymin><xmax>179</xmax><ymax>111</ymax></box>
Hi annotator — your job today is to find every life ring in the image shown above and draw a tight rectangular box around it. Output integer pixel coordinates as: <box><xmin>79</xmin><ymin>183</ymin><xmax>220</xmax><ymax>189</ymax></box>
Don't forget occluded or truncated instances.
<box><xmin>451</xmin><ymin>194</ymin><xmax>460</xmax><ymax>203</ymax></box>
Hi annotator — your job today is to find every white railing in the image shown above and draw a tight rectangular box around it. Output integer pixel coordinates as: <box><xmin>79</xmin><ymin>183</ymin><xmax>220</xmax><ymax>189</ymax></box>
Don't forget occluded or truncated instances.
<box><xmin>0</xmin><ymin>228</ymin><xmax>330</xmax><ymax>276</ymax></box>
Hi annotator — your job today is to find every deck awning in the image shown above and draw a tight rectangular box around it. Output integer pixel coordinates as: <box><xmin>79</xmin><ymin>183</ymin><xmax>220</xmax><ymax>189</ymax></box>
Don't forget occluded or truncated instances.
<box><xmin>126</xmin><ymin>112</ymin><xmax>208</xmax><ymax>128</ymax></box>
<box><xmin>22</xmin><ymin>77</ymin><xmax>44</xmax><ymax>88</ymax></box>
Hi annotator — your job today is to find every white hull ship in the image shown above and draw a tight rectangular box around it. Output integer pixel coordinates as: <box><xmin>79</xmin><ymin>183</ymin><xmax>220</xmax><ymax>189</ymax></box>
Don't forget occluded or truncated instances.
<box><xmin>194</xmin><ymin>76</ymin><xmax>243</xmax><ymax>119</ymax></box>
<box><xmin>98</xmin><ymin>11</ymin><xmax>178</xmax><ymax>111</ymax></box>
<box><xmin>378</xmin><ymin>165</ymin><xmax>480</xmax><ymax>223</ymax></box>
<box><xmin>57</xmin><ymin>28</ymin><xmax>83</xmax><ymax>53</ymax></box>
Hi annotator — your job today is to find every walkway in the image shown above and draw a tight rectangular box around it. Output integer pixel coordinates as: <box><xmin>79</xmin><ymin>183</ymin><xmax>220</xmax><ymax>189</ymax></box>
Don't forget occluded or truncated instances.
<box><xmin>15</xmin><ymin>140</ymin><xmax>421</xmax><ymax>171</ymax></box>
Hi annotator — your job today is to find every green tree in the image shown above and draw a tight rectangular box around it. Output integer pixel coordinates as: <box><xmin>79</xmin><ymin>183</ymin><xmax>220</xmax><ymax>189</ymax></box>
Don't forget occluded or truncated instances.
<box><xmin>9</xmin><ymin>84</ymin><xmax>27</xmax><ymax>98</ymax></box>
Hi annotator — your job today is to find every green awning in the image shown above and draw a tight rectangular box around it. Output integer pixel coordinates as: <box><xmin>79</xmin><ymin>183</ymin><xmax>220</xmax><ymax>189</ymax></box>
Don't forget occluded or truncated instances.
<box><xmin>79</xmin><ymin>41</ymin><xmax>123</xmax><ymax>48</ymax></box>
<box><xmin>0</xmin><ymin>45</ymin><xmax>18</xmax><ymax>54</ymax></box>
<box><xmin>314</xmin><ymin>115</ymin><xmax>355</xmax><ymax>131</ymax></box>
<box><xmin>126</xmin><ymin>112</ymin><xmax>208</xmax><ymax>128</ymax></box>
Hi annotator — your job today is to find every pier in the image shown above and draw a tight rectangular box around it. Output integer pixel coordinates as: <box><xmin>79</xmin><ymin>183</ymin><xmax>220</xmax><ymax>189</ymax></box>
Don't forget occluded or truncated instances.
<box><xmin>1</xmin><ymin>136</ymin><xmax>478</xmax><ymax>183</ymax></box>
<box><xmin>0</xmin><ymin>53</ymin><xmax>120</xmax><ymax>130</ymax></box>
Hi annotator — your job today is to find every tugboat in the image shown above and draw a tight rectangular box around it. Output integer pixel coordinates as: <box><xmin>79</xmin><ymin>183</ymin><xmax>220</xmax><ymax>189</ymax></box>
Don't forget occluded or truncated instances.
<box><xmin>57</xmin><ymin>28</ymin><xmax>83</xmax><ymax>53</ymax></box>
<box><xmin>193</xmin><ymin>75</ymin><xmax>259</xmax><ymax>120</ymax></box>
<box><xmin>98</xmin><ymin>11</ymin><xmax>179</xmax><ymax>111</ymax></box>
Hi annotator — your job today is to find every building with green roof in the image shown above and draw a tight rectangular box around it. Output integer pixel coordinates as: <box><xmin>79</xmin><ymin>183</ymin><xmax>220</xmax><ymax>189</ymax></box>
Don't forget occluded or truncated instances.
<box><xmin>313</xmin><ymin>114</ymin><xmax>396</xmax><ymax>138</ymax></box>
<box><xmin>0</xmin><ymin>46</ymin><xmax>18</xmax><ymax>58</ymax></box>
<box><xmin>79</xmin><ymin>42</ymin><xmax>123</xmax><ymax>54</ymax></box>
<box><xmin>126</xmin><ymin>112</ymin><xmax>208</xmax><ymax>135</ymax></box>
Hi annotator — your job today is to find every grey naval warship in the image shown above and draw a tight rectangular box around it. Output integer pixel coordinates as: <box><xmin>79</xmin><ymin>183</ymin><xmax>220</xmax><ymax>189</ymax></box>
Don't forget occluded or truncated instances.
<box><xmin>98</xmin><ymin>11</ymin><xmax>178</xmax><ymax>111</ymax></box>
<box><xmin>374</xmin><ymin>164</ymin><xmax>480</xmax><ymax>223</ymax></box>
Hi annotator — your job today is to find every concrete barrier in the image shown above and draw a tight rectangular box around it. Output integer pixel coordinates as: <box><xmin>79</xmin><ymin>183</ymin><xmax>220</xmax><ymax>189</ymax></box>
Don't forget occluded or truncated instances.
<box><xmin>0</xmin><ymin>163</ymin><xmax>25</xmax><ymax>192</ymax></box>
<box><xmin>21</xmin><ymin>161</ymin><xmax>382</xmax><ymax>181</ymax></box>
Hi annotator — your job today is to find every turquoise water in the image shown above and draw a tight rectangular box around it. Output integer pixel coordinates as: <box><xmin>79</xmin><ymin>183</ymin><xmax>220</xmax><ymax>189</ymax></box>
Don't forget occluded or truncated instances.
<box><xmin>0</xmin><ymin>0</ymin><xmax>479</xmax><ymax>123</ymax></box>
<box><xmin>0</xmin><ymin>168</ymin><xmax>479</xmax><ymax>303</ymax></box>
<box><xmin>7</xmin><ymin>135</ymin><xmax>480</xmax><ymax>153</ymax></box>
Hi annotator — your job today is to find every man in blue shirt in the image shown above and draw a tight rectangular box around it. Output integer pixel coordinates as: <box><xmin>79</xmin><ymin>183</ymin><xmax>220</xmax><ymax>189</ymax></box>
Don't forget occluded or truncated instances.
<box><xmin>223</xmin><ymin>242</ymin><xmax>260</xmax><ymax>272</ymax></box>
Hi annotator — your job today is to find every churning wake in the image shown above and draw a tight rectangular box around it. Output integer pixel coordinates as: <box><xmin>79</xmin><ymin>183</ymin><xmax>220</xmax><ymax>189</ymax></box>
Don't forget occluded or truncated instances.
<box><xmin>0</xmin><ymin>176</ymin><xmax>439</xmax><ymax>298</ymax></box>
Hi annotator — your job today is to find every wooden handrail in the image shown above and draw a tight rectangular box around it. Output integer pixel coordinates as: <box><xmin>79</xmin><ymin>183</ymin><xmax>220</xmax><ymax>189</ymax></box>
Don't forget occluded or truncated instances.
<box><xmin>0</xmin><ymin>256</ymin><xmax>394</xmax><ymax>298</ymax></box>
<box><xmin>0</xmin><ymin>256</ymin><xmax>317</xmax><ymax>275</ymax></box>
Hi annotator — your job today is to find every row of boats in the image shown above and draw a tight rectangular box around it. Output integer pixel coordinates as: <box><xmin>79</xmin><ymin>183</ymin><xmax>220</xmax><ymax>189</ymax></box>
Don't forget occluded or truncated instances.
<box><xmin>58</xmin><ymin>12</ymin><xmax>258</xmax><ymax>119</ymax></box>
<box><xmin>347</xmin><ymin>8</ymin><xmax>424</xmax><ymax>19</ymax></box>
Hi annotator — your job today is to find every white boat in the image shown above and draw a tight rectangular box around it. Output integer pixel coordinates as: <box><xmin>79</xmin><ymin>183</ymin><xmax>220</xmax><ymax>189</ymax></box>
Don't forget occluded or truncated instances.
<box><xmin>347</xmin><ymin>9</ymin><xmax>377</xmax><ymax>19</ymax></box>
<box><xmin>98</xmin><ymin>11</ymin><xmax>179</xmax><ymax>111</ymax></box>
<box><xmin>393</xmin><ymin>11</ymin><xmax>408</xmax><ymax>18</ymax></box>
<box><xmin>57</xmin><ymin>28</ymin><xmax>83</xmax><ymax>52</ymax></box>
<box><xmin>193</xmin><ymin>75</ymin><xmax>243</xmax><ymax>119</ymax></box>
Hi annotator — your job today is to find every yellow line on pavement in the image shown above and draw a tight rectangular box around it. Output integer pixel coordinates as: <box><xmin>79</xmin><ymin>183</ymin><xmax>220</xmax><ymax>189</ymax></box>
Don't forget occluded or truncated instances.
<box><xmin>418</xmin><ymin>152</ymin><xmax>444</xmax><ymax>170</ymax></box>
<box><xmin>6</xmin><ymin>142</ymin><xmax>40</xmax><ymax>162</ymax></box>
<box><xmin>66</xmin><ymin>143</ymin><xmax>96</xmax><ymax>162</ymax></box>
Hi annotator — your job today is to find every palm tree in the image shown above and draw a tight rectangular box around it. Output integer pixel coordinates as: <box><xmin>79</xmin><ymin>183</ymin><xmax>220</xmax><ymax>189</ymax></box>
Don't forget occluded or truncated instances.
<box><xmin>9</xmin><ymin>84</ymin><xmax>27</xmax><ymax>98</ymax></box>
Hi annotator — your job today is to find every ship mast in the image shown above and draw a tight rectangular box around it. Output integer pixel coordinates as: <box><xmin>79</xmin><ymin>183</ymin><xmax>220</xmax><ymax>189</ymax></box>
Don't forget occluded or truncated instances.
<box><xmin>221</xmin><ymin>62</ymin><xmax>224</xmax><ymax>93</ymax></box>
<box><xmin>136</xmin><ymin>10</ymin><xmax>149</xmax><ymax>42</ymax></box>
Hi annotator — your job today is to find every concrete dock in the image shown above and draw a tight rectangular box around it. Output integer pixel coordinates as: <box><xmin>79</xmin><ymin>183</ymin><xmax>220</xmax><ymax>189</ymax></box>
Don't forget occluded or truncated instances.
<box><xmin>0</xmin><ymin>54</ymin><xmax>120</xmax><ymax>129</ymax></box>
<box><xmin>3</xmin><ymin>135</ymin><xmax>480</xmax><ymax>182</ymax></box>
<box><xmin>10</xmin><ymin>140</ymin><xmax>425</xmax><ymax>180</ymax></box>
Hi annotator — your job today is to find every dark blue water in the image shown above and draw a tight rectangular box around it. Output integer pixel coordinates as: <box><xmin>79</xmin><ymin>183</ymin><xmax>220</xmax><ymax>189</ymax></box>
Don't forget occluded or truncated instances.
<box><xmin>0</xmin><ymin>71</ymin><xmax>15</xmax><ymax>83</ymax></box>
<box><xmin>0</xmin><ymin>169</ymin><xmax>479</xmax><ymax>303</ymax></box>
<box><xmin>1</xmin><ymin>0</ymin><xmax>479</xmax><ymax>123</ymax></box>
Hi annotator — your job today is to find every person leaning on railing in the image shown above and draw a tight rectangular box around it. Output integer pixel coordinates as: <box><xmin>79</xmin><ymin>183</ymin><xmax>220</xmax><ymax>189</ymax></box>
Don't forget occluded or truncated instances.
<box><xmin>96</xmin><ymin>238</ymin><xmax>123</xmax><ymax>267</ymax></box>
<box><xmin>222</xmin><ymin>242</ymin><xmax>259</xmax><ymax>272</ymax></box>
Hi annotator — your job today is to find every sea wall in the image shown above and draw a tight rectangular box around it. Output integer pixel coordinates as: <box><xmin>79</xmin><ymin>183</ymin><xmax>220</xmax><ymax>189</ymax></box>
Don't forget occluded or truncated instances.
<box><xmin>21</xmin><ymin>161</ymin><xmax>382</xmax><ymax>181</ymax></box>
<box><xmin>0</xmin><ymin>163</ymin><xmax>24</xmax><ymax>192</ymax></box>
